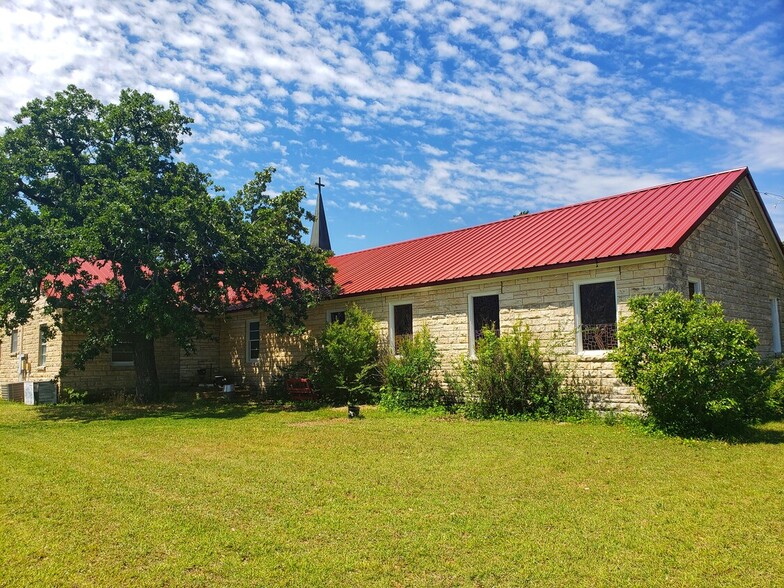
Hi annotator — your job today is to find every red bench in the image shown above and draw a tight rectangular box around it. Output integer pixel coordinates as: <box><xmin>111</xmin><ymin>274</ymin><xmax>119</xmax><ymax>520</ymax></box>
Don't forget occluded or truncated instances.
<box><xmin>285</xmin><ymin>378</ymin><xmax>318</xmax><ymax>402</ymax></box>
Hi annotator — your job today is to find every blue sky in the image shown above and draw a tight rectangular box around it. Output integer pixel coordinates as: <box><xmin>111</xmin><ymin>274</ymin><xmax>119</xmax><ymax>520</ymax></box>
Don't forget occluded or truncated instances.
<box><xmin>2</xmin><ymin>0</ymin><xmax>783</xmax><ymax>254</ymax></box>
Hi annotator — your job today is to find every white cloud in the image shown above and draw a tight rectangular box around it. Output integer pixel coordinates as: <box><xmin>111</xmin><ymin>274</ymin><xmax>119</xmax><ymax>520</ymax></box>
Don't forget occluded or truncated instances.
<box><xmin>743</xmin><ymin>129</ymin><xmax>784</xmax><ymax>172</ymax></box>
<box><xmin>344</xmin><ymin>130</ymin><xmax>370</xmax><ymax>142</ymax></box>
<box><xmin>271</xmin><ymin>141</ymin><xmax>288</xmax><ymax>156</ymax></box>
<box><xmin>498</xmin><ymin>35</ymin><xmax>519</xmax><ymax>51</ymax></box>
<box><xmin>335</xmin><ymin>156</ymin><xmax>364</xmax><ymax>167</ymax></box>
<box><xmin>449</xmin><ymin>16</ymin><xmax>473</xmax><ymax>35</ymax></box>
<box><xmin>213</xmin><ymin>148</ymin><xmax>232</xmax><ymax>163</ymax></box>
<box><xmin>1</xmin><ymin>0</ymin><xmax>782</xmax><ymax>250</ymax></box>
<box><xmin>244</xmin><ymin>121</ymin><xmax>266</xmax><ymax>134</ymax></box>
<box><xmin>194</xmin><ymin>128</ymin><xmax>250</xmax><ymax>147</ymax></box>
<box><xmin>419</xmin><ymin>143</ymin><xmax>447</xmax><ymax>156</ymax></box>
<box><xmin>349</xmin><ymin>201</ymin><xmax>370</xmax><ymax>211</ymax></box>
<box><xmin>347</xmin><ymin>233</ymin><xmax>367</xmax><ymax>239</ymax></box>
<box><xmin>434</xmin><ymin>40</ymin><xmax>460</xmax><ymax>58</ymax></box>
<box><xmin>291</xmin><ymin>91</ymin><xmax>315</xmax><ymax>104</ymax></box>
<box><xmin>527</xmin><ymin>30</ymin><xmax>548</xmax><ymax>48</ymax></box>
<box><xmin>349</xmin><ymin>201</ymin><xmax>382</xmax><ymax>212</ymax></box>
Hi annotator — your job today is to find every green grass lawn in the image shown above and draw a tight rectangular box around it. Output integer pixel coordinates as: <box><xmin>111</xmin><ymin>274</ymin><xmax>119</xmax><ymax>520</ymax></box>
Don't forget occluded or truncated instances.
<box><xmin>1</xmin><ymin>401</ymin><xmax>782</xmax><ymax>587</ymax></box>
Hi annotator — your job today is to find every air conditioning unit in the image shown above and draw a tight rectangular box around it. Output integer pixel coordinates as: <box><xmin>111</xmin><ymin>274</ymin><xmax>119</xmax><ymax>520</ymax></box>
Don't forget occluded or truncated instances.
<box><xmin>7</xmin><ymin>382</ymin><xmax>25</xmax><ymax>402</ymax></box>
<box><xmin>23</xmin><ymin>381</ymin><xmax>57</xmax><ymax>405</ymax></box>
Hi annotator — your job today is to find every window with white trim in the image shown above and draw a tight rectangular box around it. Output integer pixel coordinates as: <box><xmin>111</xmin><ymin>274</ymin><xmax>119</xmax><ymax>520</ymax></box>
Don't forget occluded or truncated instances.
<box><xmin>111</xmin><ymin>341</ymin><xmax>134</xmax><ymax>366</ymax></box>
<box><xmin>772</xmin><ymin>298</ymin><xmax>781</xmax><ymax>355</ymax></box>
<box><xmin>688</xmin><ymin>278</ymin><xmax>702</xmax><ymax>299</ymax></box>
<box><xmin>247</xmin><ymin>320</ymin><xmax>260</xmax><ymax>362</ymax></box>
<box><xmin>38</xmin><ymin>325</ymin><xmax>48</xmax><ymax>366</ymax></box>
<box><xmin>10</xmin><ymin>328</ymin><xmax>18</xmax><ymax>354</ymax></box>
<box><xmin>469</xmin><ymin>293</ymin><xmax>500</xmax><ymax>355</ymax></box>
<box><xmin>390</xmin><ymin>303</ymin><xmax>413</xmax><ymax>354</ymax></box>
<box><xmin>575</xmin><ymin>279</ymin><xmax>617</xmax><ymax>353</ymax></box>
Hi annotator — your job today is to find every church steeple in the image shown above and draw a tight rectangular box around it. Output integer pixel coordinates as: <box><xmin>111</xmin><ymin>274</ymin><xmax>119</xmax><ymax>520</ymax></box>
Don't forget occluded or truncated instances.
<box><xmin>310</xmin><ymin>177</ymin><xmax>332</xmax><ymax>251</ymax></box>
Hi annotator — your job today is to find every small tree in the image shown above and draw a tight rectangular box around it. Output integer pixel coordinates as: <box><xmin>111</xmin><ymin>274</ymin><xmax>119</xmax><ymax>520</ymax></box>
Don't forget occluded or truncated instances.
<box><xmin>380</xmin><ymin>325</ymin><xmax>443</xmax><ymax>411</ymax></box>
<box><xmin>0</xmin><ymin>86</ymin><xmax>336</xmax><ymax>402</ymax></box>
<box><xmin>309</xmin><ymin>305</ymin><xmax>381</xmax><ymax>405</ymax></box>
<box><xmin>608</xmin><ymin>291</ymin><xmax>768</xmax><ymax>437</ymax></box>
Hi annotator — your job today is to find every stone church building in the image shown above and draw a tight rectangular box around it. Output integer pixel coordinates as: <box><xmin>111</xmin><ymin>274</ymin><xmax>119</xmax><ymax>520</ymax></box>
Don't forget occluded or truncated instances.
<box><xmin>2</xmin><ymin>167</ymin><xmax>783</xmax><ymax>409</ymax></box>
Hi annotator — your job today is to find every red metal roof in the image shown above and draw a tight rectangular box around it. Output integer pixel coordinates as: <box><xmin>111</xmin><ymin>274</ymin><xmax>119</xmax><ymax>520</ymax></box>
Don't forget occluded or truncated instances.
<box><xmin>330</xmin><ymin>168</ymin><xmax>751</xmax><ymax>296</ymax></box>
<box><xmin>43</xmin><ymin>259</ymin><xmax>120</xmax><ymax>296</ymax></box>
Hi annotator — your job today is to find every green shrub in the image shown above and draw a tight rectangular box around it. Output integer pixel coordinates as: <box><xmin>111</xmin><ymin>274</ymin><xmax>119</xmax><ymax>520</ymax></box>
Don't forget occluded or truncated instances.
<box><xmin>765</xmin><ymin>361</ymin><xmax>784</xmax><ymax>421</ymax></box>
<box><xmin>59</xmin><ymin>387</ymin><xmax>90</xmax><ymax>404</ymax></box>
<box><xmin>263</xmin><ymin>374</ymin><xmax>294</xmax><ymax>403</ymax></box>
<box><xmin>380</xmin><ymin>325</ymin><xmax>443</xmax><ymax>411</ymax></box>
<box><xmin>450</xmin><ymin>324</ymin><xmax>582</xmax><ymax>419</ymax></box>
<box><xmin>608</xmin><ymin>291</ymin><xmax>768</xmax><ymax>437</ymax></box>
<box><xmin>309</xmin><ymin>305</ymin><xmax>381</xmax><ymax>405</ymax></box>
<box><xmin>59</xmin><ymin>387</ymin><xmax>132</xmax><ymax>404</ymax></box>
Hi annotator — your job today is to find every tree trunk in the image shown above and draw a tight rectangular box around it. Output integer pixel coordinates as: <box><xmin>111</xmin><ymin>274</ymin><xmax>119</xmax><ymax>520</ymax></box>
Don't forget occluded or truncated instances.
<box><xmin>133</xmin><ymin>336</ymin><xmax>160</xmax><ymax>403</ymax></box>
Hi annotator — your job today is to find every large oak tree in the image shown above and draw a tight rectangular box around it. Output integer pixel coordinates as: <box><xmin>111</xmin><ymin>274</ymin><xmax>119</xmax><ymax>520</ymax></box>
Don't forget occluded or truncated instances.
<box><xmin>0</xmin><ymin>86</ymin><xmax>336</xmax><ymax>402</ymax></box>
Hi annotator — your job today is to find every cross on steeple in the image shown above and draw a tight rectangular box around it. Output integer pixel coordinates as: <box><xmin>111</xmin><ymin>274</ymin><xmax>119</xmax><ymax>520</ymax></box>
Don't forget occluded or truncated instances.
<box><xmin>310</xmin><ymin>177</ymin><xmax>332</xmax><ymax>251</ymax></box>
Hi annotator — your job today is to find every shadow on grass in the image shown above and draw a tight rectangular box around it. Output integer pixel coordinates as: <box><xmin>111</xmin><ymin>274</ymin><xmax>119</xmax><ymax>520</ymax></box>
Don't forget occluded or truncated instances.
<box><xmin>33</xmin><ymin>399</ymin><xmax>327</xmax><ymax>424</ymax></box>
<box><xmin>729</xmin><ymin>422</ymin><xmax>784</xmax><ymax>445</ymax></box>
<box><xmin>602</xmin><ymin>413</ymin><xmax>784</xmax><ymax>445</ymax></box>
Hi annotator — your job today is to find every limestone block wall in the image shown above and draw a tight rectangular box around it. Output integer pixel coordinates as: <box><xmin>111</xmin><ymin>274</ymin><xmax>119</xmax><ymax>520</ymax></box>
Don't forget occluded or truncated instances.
<box><xmin>210</xmin><ymin>257</ymin><xmax>673</xmax><ymax>409</ymax></box>
<box><xmin>668</xmin><ymin>185</ymin><xmax>784</xmax><ymax>354</ymax></box>
<box><xmin>210</xmin><ymin>311</ymin><xmax>316</xmax><ymax>391</ymax></box>
<box><xmin>60</xmin><ymin>332</ymin><xmax>181</xmax><ymax>393</ymax></box>
<box><xmin>0</xmin><ymin>299</ymin><xmax>186</xmax><ymax>395</ymax></box>
<box><xmin>178</xmin><ymin>317</ymin><xmax>221</xmax><ymax>386</ymax></box>
<box><xmin>0</xmin><ymin>301</ymin><xmax>62</xmax><ymax>386</ymax></box>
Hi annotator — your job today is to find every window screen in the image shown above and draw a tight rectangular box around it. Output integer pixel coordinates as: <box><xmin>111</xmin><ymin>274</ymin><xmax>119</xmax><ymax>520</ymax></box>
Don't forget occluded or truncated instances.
<box><xmin>393</xmin><ymin>304</ymin><xmax>413</xmax><ymax>354</ymax></box>
<box><xmin>473</xmin><ymin>294</ymin><xmax>500</xmax><ymax>341</ymax></box>
<box><xmin>579</xmin><ymin>282</ymin><xmax>617</xmax><ymax>351</ymax></box>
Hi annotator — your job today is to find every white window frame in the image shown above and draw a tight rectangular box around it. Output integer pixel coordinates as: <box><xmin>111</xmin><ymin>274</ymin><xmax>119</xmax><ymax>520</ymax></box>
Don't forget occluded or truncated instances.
<box><xmin>111</xmin><ymin>341</ymin><xmax>135</xmax><ymax>367</ymax></box>
<box><xmin>389</xmin><ymin>301</ymin><xmax>414</xmax><ymax>355</ymax></box>
<box><xmin>10</xmin><ymin>328</ymin><xmax>19</xmax><ymax>355</ymax></box>
<box><xmin>688</xmin><ymin>277</ymin><xmax>702</xmax><ymax>299</ymax></box>
<box><xmin>38</xmin><ymin>325</ymin><xmax>47</xmax><ymax>367</ymax></box>
<box><xmin>247</xmin><ymin>319</ymin><xmax>261</xmax><ymax>363</ymax></box>
<box><xmin>574</xmin><ymin>277</ymin><xmax>618</xmax><ymax>355</ymax></box>
<box><xmin>772</xmin><ymin>298</ymin><xmax>782</xmax><ymax>355</ymax></box>
<box><xmin>468</xmin><ymin>292</ymin><xmax>500</xmax><ymax>357</ymax></box>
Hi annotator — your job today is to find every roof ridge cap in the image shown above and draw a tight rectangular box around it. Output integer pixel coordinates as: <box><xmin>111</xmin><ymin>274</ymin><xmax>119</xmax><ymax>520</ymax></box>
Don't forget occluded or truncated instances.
<box><xmin>599</xmin><ymin>167</ymin><xmax>746</xmax><ymax>199</ymax></box>
<box><xmin>546</xmin><ymin>168</ymin><xmax>748</xmax><ymax>213</ymax></box>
